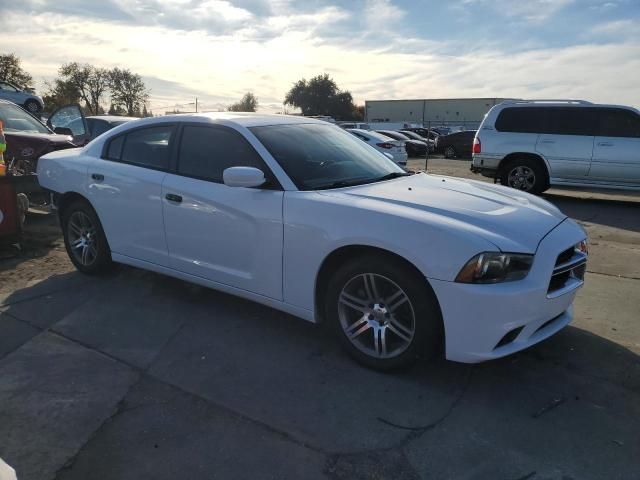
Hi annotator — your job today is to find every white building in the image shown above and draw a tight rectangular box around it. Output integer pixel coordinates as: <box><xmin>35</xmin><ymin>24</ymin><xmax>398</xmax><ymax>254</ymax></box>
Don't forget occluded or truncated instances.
<box><xmin>365</xmin><ymin>98</ymin><xmax>514</xmax><ymax>128</ymax></box>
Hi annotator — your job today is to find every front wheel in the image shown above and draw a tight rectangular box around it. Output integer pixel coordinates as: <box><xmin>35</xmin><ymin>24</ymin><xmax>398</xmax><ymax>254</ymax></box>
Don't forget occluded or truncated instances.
<box><xmin>61</xmin><ymin>201</ymin><xmax>112</xmax><ymax>274</ymax></box>
<box><xmin>325</xmin><ymin>254</ymin><xmax>443</xmax><ymax>371</ymax></box>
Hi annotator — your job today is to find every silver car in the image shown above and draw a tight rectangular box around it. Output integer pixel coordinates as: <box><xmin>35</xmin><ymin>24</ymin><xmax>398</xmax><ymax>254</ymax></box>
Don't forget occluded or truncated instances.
<box><xmin>471</xmin><ymin>100</ymin><xmax>640</xmax><ymax>193</ymax></box>
<box><xmin>0</xmin><ymin>81</ymin><xmax>44</xmax><ymax>113</ymax></box>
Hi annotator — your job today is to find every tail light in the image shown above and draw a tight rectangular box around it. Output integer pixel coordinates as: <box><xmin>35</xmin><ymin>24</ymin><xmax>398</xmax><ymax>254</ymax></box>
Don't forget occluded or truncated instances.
<box><xmin>473</xmin><ymin>137</ymin><xmax>481</xmax><ymax>154</ymax></box>
<box><xmin>376</xmin><ymin>142</ymin><xmax>394</xmax><ymax>149</ymax></box>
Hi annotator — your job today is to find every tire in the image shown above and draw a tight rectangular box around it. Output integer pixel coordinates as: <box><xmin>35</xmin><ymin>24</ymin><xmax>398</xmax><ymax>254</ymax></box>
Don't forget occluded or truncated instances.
<box><xmin>444</xmin><ymin>146</ymin><xmax>457</xmax><ymax>159</ymax></box>
<box><xmin>325</xmin><ymin>253</ymin><xmax>443</xmax><ymax>371</ymax></box>
<box><xmin>61</xmin><ymin>200</ymin><xmax>112</xmax><ymax>274</ymax></box>
<box><xmin>500</xmin><ymin>157</ymin><xmax>548</xmax><ymax>194</ymax></box>
<box><xmin>24</xmin><ymin>99</ymin><xmax>42</xmax><ymax>114</ymax></box>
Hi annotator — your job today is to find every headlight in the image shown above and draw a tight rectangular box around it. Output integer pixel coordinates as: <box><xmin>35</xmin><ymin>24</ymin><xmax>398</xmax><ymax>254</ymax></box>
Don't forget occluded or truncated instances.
<box><xmin>455</xmin><ymin>252</ymin><xmax>533</xmax><ymax>284</ymax></box>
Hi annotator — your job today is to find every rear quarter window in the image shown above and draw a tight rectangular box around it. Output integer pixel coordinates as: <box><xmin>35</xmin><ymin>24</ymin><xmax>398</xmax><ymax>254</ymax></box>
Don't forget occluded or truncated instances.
<box><xmin>495</xmin><ymin>107</ymin><xmax>547</xmax><ymax>133</ymax></box>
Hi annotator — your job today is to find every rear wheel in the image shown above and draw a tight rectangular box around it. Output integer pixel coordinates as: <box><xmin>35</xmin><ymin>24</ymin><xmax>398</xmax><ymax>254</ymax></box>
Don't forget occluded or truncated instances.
<box><xmin>444</xmin><ymin>146</ymin><xmax>457</xmax><ymax>158</ymax></box>
<box><xmin>500</xmin><ymin>157</ymin><xmax>548</xmax><ymax>194</ymax></box>
<box><xmin>325</xmin><ymin>254</ymin><xmax>442</xmax><ymax>371</ymax></box>
<box><xmin>61</xmin><ymin>200</ymin><xmax>112</xmax><ymax>274</ymax></box>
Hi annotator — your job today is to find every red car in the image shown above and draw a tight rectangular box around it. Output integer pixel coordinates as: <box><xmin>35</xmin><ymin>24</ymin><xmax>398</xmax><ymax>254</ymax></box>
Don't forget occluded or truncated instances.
<box><xmin>0</xmin><ymin>99</ymin><xmax>89</xmax><ymax>174</ymax></box>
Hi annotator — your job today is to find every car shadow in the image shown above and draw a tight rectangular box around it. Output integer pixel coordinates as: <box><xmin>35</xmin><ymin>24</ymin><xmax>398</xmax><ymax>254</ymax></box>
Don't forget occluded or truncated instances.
<box><xmin>542</xmin><ymin>192</ymin><xmax>640</xmax><ymax>233</ymax></box>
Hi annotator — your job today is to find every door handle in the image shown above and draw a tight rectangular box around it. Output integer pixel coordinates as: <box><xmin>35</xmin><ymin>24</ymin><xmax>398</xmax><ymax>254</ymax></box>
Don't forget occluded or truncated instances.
<box><xmin>91</xmin><ymin>173</ymin><xmax>104</xmax><ymax>181</ymax></box>
<box><xmin>597</xmin><ymin>142</ymin><xmax>614</xmax><ymax>147</ymax></box>
<box><xmin>539</xmin><ymin>140</ymin><xmax>556</xmax><ymax>144</ymax></box>
<box><xmin>165</xmin><ymin>193</ymin><xmax>183</xmax><ymax>203</ymax></box>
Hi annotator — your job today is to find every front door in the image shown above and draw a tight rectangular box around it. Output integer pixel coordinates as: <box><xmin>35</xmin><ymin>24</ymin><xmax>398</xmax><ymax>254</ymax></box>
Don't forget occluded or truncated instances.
<box><xmin>86</xmin><ymin>124</ymin><xmax>176</xmax><ymax>266</ymax></box>
<box><xmin>162</xmin><ymin>124</ymin><xmax>284</xmax><ymax>300</ymax></box>
<box><xmin>47</xmin><ymin>104</ymin><xmax>90</xmax><ymax>145</ymax></box>
<box><xmin>590</xmin><ymin>108</ymin><xmax>640</xmax><ymax>184</ymax></box>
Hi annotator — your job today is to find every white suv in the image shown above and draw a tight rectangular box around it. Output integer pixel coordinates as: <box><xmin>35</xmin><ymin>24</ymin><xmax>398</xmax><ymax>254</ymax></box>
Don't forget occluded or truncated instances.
<box><xmin>471</xmin><ymin>100</ymin><xmax>640</xmax><ymax>193</ymax></box>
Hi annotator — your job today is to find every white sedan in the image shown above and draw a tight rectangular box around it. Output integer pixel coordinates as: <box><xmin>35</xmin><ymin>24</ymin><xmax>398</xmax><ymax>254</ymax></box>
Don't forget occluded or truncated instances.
<box><xmin>346</xmin><ymin>128</ymin><xmax>408</xmax><ymax>165</ymax></box>
<box><xmin>37</xmin><ymin>113</ymin><xmax>587</xmax><ymax>370</ymax></box>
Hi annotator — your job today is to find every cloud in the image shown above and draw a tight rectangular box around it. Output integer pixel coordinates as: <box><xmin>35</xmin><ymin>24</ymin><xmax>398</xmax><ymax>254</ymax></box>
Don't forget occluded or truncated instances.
<box><xmin>0</xmin><ymin>1</ymin><xmax>639</xmax><ymax>113</ymax></box>
<box><xmin>460</xmin><ymin>0</ymin><xmax>575</xmax><ymax>22</ymax></box>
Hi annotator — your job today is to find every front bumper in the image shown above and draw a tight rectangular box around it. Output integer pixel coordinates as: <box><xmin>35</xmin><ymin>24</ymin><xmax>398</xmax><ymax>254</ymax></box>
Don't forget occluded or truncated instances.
<box><xmin>430</xmin><ymin>218</ymin><xmax>586</xmax><ymax>363</ymax></box>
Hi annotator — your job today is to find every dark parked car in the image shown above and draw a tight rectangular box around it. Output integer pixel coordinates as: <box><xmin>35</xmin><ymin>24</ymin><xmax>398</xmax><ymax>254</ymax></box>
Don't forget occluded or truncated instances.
<box><xmin>401</xmin><ymin>127</ymin><xmax>440</xmax><ymax>142</ymax></box>
<box><xmin>0</xmin><ymin>100</ymin><xmax>88</xmax><ymax>174</ymax></box>
<box><xmin>84</xmin><ymin>115</ymin><xmax>138</xmax><ymax>140</ymax></box>
<box><xmin>375</xmin><ymin>130</ymin><xmax>427</xmax><ymax>157</ymax></box>
<box><xmin>436</xmin><ymin>130</ymin><xmax>477</xmax><ymax>159</ymax></box>
<box><xmin>399</xmin><ymin>130</ymin><xmax>436</xmax><ymax>152</ymax></box>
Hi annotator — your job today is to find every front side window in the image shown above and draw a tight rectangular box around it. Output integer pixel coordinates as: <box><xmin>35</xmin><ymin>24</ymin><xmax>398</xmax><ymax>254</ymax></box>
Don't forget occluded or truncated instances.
<box><xmin>177</xmin><ymin>125</ymin><xmax>264</xmax><ymax>183</ymax></box>
<box><xmin>597</xmin><ymin>108</ymin><xmax>640</xmax><ymax>138</ymax></box>
<box><xmin>0</xmin><ymin>82</ymin><xmax>18</xmax><ymax>92</ymax></box>
<box><xmin>251</xmin><ymin>123</ymin><xmax>404</xmax><ymax>190</ymax></box>
<box><xmin>105</xmin><ymin>125</ymin><xmax>173</xmax><ymax>169</ymax></box>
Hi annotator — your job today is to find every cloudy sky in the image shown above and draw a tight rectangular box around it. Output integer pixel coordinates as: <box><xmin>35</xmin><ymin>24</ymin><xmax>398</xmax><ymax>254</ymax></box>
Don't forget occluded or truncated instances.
<box><xmin>1</xmin><ymin>0</ymin><xmax>639</xmax><ymax>113</ymax></box>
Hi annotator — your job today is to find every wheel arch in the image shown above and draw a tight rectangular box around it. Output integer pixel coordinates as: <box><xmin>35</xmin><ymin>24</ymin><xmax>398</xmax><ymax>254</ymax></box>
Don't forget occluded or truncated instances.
<box><xmin>498</xmin><ymin>152</ymin><xmax>550</xmax><ymax>187</ymax></box>
<box><xmin>314</xmin><ymin>244</ymin><xmax>443</xmax><ymax>328</ymax></box>
<box><xmin>57</xmin><ymin>191</ymin><xmax>95</xmax><ymax>217</ymax></box>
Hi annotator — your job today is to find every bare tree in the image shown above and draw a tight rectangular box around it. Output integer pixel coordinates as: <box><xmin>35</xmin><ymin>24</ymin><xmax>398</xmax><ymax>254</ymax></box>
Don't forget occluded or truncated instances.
<box><xmin>109</xmin><ymin>68</ymin><xmax>149</xmax><ymax>117</ymax></box>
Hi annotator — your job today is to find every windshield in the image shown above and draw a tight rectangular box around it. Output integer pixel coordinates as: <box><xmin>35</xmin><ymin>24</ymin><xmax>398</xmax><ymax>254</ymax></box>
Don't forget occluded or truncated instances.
<box><xmin>251</xmin><ymin>123</ymin><xmax>405</xmax><ymax>190</ymax></box>
<box><xmin>0</xmin><ymin>103</ymin><xmax>50</xmax><ymax>134</ymax></box>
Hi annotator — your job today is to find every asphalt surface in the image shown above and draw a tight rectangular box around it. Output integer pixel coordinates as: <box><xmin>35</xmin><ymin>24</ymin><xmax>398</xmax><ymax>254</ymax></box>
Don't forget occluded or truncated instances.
<box><xmin>0</xmin><ymin>157</ymin><xmax>639</xmax><ymax>480</ymax></box>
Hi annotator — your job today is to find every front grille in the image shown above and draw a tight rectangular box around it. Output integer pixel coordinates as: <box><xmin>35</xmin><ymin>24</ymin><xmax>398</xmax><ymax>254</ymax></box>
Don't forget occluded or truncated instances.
<box><xmin>548</xmin><ymin>245</ymin><xmax>587</xmax><ymax>295</ymax></box>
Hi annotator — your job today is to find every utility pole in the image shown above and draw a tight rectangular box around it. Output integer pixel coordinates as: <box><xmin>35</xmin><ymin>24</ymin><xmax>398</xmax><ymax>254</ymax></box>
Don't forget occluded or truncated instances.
<box><xmin>195</xmin><ymin>98</ymin><xmax>198</xmax><ymax>113</ymax></box>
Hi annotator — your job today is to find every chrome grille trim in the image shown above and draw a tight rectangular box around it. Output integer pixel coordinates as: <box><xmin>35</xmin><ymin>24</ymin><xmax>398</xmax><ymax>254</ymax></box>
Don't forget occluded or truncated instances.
<box><xmin>547</xmin><ymin>247</ymin><xmax>587</xmax><ymax>297</ymax></box>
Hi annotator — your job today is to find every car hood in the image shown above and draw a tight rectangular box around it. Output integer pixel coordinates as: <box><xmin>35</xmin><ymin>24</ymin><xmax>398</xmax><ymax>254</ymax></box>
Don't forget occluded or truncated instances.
<box><xmin>320</xmin><ymin>173</ymin><xmax>567</xmax><ymax>253</ymax></box>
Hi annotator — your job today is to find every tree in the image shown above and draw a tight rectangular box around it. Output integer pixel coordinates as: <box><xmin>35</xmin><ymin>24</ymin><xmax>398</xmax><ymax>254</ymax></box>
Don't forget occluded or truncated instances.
<box><xmin>284</xmin><ymin>74</ymin><xmax>359</xmax><ymax>120</ymax></box>
<box><xmin>42</xmin><ymin>78</ymin><xmax>82</xmax><ymax>112</ymax></box>
<box><xmin>59</xmin><ymin>63</ymin><xmax>110</xmax><ymax>115</ymax></box>
<box><xmin>109</xmin><ymin>68</ymin><xmax>148</xmax><ymax>117</ymax></box>
<box><xmin>228</xmin><ymin>92</ymin><xmax>258</xmax><ymax>112</ymax></box>
<box><xmin>0</xmin><ymin>53</ymin><xmax>33</xmax><ymax>87</ymax></box>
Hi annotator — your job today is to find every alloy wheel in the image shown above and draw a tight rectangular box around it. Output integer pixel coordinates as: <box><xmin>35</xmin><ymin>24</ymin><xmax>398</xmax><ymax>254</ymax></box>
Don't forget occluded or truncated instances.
<box><xmin>67</xmin><ymin>211</ymin><xmax>98</xmax><ymax>266</ymax></box>
<box><xmin>338</xmin><ymin>273</ymin><xmax>416</xmax><ymax>359</ymax></box>
<box><xmin>507</xmin><ymin>165</ymin><xmax>536</xmax><ymax>191</ymax></box>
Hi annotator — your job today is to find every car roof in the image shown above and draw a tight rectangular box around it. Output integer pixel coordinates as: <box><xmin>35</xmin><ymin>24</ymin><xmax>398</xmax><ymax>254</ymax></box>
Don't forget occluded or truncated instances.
<box><xmin>153</xmin><ymin>112</ymin><xmax>329</xmax><ymax>128</ymax></box>
<box><xmin>86</xmin><ymin>115</ymin><xmax>139</xmax><ymax>122</ymax></box>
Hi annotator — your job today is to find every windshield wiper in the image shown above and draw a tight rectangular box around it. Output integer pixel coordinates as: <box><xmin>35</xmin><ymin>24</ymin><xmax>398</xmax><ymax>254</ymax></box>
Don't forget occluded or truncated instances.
<box><xmin>374</xmin><ymin>172</ymin><xmax>412</xmax><ymax>182</ymax></box>
<box><xmin>313</xmin><ymin>172</ymin><xmax>412</xmax><ymax>190</ymax></box>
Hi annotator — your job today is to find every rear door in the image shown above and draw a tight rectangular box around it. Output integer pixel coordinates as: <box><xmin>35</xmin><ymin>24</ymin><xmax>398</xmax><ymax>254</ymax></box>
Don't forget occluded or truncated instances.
<box><xmin>590</xmin><ymin>108</ymin><xmax>640</xmax><ymax>183</ymax></box>
<box><xmin>86</xmin><ymin>124</ymin><xmax>176</xmax><ymax>266</ymax></box>
<box><xmin>535</xmin><ymin>107</ymin><xmax>595</xmax><ymax>179</ymax></box>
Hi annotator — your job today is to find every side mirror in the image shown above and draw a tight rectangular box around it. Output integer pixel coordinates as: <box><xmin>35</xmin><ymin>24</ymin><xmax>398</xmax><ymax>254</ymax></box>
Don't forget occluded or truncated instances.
<box><xmin>54</xmin><ymin>127</ymin><xmax>74</xmax><ymax>136</ymax></box>
<box><xmin>223</xmin><ymin>166</ymin><xmax>266</xmax><ymax>188</ymax></box>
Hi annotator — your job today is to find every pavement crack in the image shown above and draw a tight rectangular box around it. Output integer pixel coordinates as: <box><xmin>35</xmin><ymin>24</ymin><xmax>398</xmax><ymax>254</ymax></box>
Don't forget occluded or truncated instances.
<box><xmin>586</xmin><ymin>270</ymin><xmax>640</xmax><ymax>281</ymax></box>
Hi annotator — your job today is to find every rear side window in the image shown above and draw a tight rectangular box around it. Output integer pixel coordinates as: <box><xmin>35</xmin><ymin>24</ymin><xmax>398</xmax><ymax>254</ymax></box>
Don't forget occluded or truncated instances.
<box><xmin>104</xmin><ymin>125</ymin><xmax>173</xmax><ymax>170</ymax></box>
<box><xmin>495</xmin><ymin>107</ymin><xmax>547</xmax><ymax>133</ymax></box>
<box><xmin>495</xmin><ymin>106</ymin><xmax>596</xmax><ymax>136</ymax></box>
<box><xmin>597</xmin><ymin>108</ymin><xmax>640</xmax><ymax>138</ymax></box>
<box><xmin>177</xmin><ymin>125</ymin><xmax>264</xmax><ymax>183</ymax></box>
<box><xmin>106</xmin><ymin>135</ymin><xmax>124</xmax><ymax>159</ymax></box>
<box><xmin>546</xmin><ymin>107</ymin><xmax>596</xmax><ymax>136</ymax></box>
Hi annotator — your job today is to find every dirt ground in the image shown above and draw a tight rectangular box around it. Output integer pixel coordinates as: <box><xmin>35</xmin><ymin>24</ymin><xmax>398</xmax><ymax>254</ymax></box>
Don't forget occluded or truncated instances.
<box><xmin>1</xmin><ymin>157</ymin><xmax>639</xmax><ymax>480</ymax></box>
